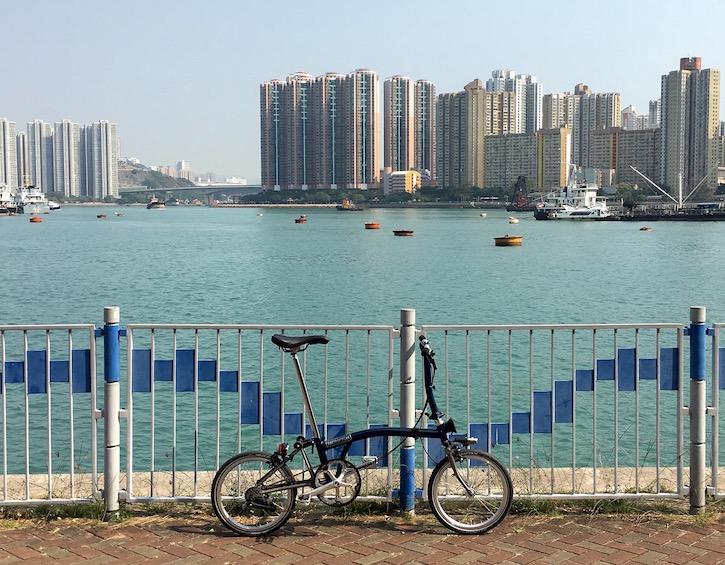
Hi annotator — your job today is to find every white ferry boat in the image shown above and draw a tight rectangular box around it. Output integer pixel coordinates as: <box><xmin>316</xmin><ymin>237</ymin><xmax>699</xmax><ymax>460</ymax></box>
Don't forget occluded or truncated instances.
<box><xmin>14</xmin><ymin>185</ymin><xmax>51</xmax><ymax>214</ymax></box>
<box><xmin>0</xmin><ymin>185</ymin><xmax>20</xmax><ymax>213</ymax></box>
<box><xmin>534</xmin><ymin>178</ymin><xmax>610</xmax><ymax>220</ymax></box>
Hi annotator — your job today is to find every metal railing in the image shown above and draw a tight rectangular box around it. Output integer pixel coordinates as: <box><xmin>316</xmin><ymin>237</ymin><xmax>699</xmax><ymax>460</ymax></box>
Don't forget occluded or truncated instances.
<box><xmin>1</xmin><ymin>306</ymin><xmax>722</xmax><ymax>516</ymax></box>
<box><xmin>0</xmin><ymin>323</ymin><xmax>99</xmax><ymax>506</ymax></box>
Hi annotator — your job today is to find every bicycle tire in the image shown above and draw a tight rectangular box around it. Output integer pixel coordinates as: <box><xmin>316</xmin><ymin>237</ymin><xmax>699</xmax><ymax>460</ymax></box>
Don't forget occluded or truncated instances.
<box><xmin>427</xmin><ymin>449</ymin><xmax>513</xmax><ymax>534</ymax></box>
<box><xmin>211</xmin><ymin>451</ymin><xmax>297</xmax><ymax>536</ymax></box>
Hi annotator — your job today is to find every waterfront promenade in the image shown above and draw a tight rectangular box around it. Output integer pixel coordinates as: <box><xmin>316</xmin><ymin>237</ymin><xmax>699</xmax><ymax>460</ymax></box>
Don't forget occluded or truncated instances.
<box><xmin>2</xmin><ymin>506</ymin><xmax>725</xmax><ymax>564</ymax></box>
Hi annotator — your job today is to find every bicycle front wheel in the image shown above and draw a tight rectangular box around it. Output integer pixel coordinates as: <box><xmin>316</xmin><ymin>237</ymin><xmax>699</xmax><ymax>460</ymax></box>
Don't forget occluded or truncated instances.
<box><xmin>211</xmin><ymin>451</ymin><xmax>297</xmax><ymax>536</ymax></box>
<box><xmin>428</xmin><ymin>449</ymin><xmax>513</xmax><ymax>534</ymax></box>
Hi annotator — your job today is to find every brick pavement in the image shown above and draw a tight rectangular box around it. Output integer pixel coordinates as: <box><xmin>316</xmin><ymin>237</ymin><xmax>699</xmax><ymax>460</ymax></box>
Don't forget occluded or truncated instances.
<box><xmin>1</xmin><ymin>509</ymin><xmax>724</xmax><ymax>564</ymax></box>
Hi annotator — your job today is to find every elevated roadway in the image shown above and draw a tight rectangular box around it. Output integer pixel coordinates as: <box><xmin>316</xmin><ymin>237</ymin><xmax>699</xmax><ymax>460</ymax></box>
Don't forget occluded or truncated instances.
<box><xmin>119</xmin><ymin>184</ymin><xmax>263</xmax><ymax>205</ymax></box>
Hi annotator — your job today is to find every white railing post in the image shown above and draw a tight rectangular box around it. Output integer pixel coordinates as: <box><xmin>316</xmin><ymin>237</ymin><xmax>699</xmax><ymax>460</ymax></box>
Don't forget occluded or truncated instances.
<box><xmin>689</xmin><ymin>306</ymin><xmax>707</xmax><ymax>514</ymax></box>
<box><xmin>399</xmin><ymin>309</ymin><xmax>416</xmax><ymax>513</ymax></box>
<box><xmin>103</xmin><ymin>306</ymin><xmax>121</xmax><ymax>520</ymax></box>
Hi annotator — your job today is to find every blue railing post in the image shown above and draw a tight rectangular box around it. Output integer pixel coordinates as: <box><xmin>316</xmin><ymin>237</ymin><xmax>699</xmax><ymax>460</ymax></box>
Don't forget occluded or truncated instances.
<box><xmin>689</xmin><ymin>306</ymin><xmax>707</xmax><ymax>514</ymax></box>
<box><xmin>399</xmin><ymin>309</ymin><xmax>416</xmax><ymax>513</ymax></box>
<box><xmin>103</xmin><ymin>306</ymin><xmax>121</xmax><ymax>520</ymax></box>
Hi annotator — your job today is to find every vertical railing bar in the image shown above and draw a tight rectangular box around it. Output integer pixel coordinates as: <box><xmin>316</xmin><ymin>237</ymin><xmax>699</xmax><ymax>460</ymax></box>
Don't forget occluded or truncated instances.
<box><xmin>592</xmin><ymin>329</ymin><xmax>598</xmax><ymax>494</ymax></box>
<box><xmin>365</xmin><ymin>330</ymin><xmax>371</xmax><ymax>494</ymax></box>
<box><xmin>45</xmin><ymin>330</ymin><xmax>52</xmax><ymax>498</ymax></box>
<box><xmin>550</xmin><ymin>329</ymin><xmax>555</xmax><ymax>495</ymax></box>
<box><xmin>571</xmin><ymin>329</ymin><xmax>576</xmax><ymax>495</ymax></box>
<box><xmin>150</xmin><ymin>329</ymin><xmax>156</xmax><ymax>497</ymax></box>
<box><xmin>126</xmin><ymin>328</ymin><xmax>134</xmax><ymax>500</ymax></box>
<box><xmin>192</xmin><ymin>330</ymin><xmax>200</xmax><ymax>496</ymax></box>
<box><xmin>387</xmin><ymin>329</ymin><xmax>394</xmax><ymax>500</ymax></box>
<box><xmin>170</xmin><ymin>329</ymin><xmax>179</xmax><ymax>497</ymax></box>
<box><xmin>677</xmin><ymin>326</ymin><xmax>684</xmax><ymax>495</ymax></box>
<box><xmin>465</xmin><ymin>330</ymin><xmax>471</xmax><ymax>453</ymax></box>
<box><xmin>258</xmin><ymin>331</ymin><xmax>264</xmax><ymax>454</ymax></box>
<box><xmin>507</xmin><ymin>330</ymin><xmax>512</xmax><ymax>469</ymax></box>
<box><xmin>345</xmin><ymin>330</ymin><xmax>351</xmax><ymax>440</ymax></box>
<box><xmin>1</xmin><ymin>331</ymin><xmax>6</xmax><ymax>500</ymax></box>
<box><xmin>528</xmin><ymin>329</ymin><xmax>533</xmax><ymax>496</ymax></box>
<box><xmin>635</xmin><ymin>329</ymin><xmax>640</xmax><ymax>493</ymax></box>
<box><xmin>236</xmin><ymin>329</ymin><xmax>242</xmax><ymax>458</ymax></box>
<box><xmin>614</xmin><ymin>329</ymin><xmax>619</xmax><ymax>493</ymax></box>
<box><xmin>68</xmin><ymin>330</ymin><xmax>75</xmax><ymax>499</ymax></box>
<box><xmin>488</xmin><ymin>330</ymin><xmax>494</xmax><ymax>453</ymax></box>
<box><xmin>215</xmin><ymin>329</ymin><xmax>221</xmax><ymax>473</ymax></box>
<box><xmin>655</xmin><ymin>329</ymin><xmax>661</xmax><ymax>493</ymax></box>
<box><xmin>712</xmin><ymin>326</ymin><xmax>719</xmax><ymax>495</ymax></box>
<box><xmin>90</xmin><ymin>325</ymin><xmax>98</xmax><ymax>498</ymax></box>
<box><xmin>324</xmin><ymin>330</ymin><xmax>329</xmax><ymax>444</ymax></box>
<box><xmin>23</xmin><ymin>330</ymin><xmax>30</xmax><ymax>500</ymax></box>
<box><xmin>280</xmin><ymin>332</ymin><xmax>286</xmax><ymax>441</ymax></box>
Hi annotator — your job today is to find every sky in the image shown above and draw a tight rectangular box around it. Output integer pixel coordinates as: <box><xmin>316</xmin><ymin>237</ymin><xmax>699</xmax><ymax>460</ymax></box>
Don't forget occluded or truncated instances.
<box><xmin>3</xmin><ymin>0</ymin><xmax>724</xmax><ymax>182</ymax></box>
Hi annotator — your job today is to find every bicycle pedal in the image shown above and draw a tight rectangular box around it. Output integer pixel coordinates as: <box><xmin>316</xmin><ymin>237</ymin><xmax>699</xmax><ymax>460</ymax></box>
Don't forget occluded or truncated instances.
<box><xmin>361</xmin><ymin>456</ymin><xmax>378</xmax><ymax>469</ymax></box>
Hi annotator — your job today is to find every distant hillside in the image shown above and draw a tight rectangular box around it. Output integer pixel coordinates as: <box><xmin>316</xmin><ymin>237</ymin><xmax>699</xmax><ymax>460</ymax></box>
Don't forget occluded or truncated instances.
<box><xmin>119</xmin><ymin>164</ymin><xmax>196</xmax><ymax>189</ymax></box>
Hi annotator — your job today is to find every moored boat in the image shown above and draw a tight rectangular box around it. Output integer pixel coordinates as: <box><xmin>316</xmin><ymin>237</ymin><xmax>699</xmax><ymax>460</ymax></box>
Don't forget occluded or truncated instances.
<box><xmin>337</xmin><ymin>199</ymin><xmax>364</xmax><ymax>211</ymax></box>
<box><xmin>295</xmin><ymin>215</ymin><xmax>308</xmax><ymax>224</ymax></box>
<box><xmin>364</xmin><ymin>222</ymin><xmax>380</xmax><ymax>229</ymax></box>
<box><xmin>393</xmin><ymin>230</ymin><xmax>414</xmax><ymax>236</ymax></box>
<box><xmin>494</xmin><ymin>234</ymin><xmax>523</xmax><ymax>246</ymax></box>
<box><xmin>147</xmin><ymin>198</ymin><xmax>166</xmax><ymax>210</ymax></box>
<box><xmin>29</xmin><ymin>215</ymin><xmax>42</xmax><ymax>223</ymax></box>
<box><xmin>14</xmin><ymin>185</ymin><xmax>51</xmax><ymax>214</ymax></box>
<box><xmin>534</xmin><ymin>173</ymin><xmax>609</xmax><ymax>220</ymax></box>
<box><xmin>97</xmin><ymin>214</ymin><xmax>107</xmax><ymax>218</ymax></box>
<box><xmin>508</xmin><ymin>216</ymin><xmax>519</xmax><ymax>224</ymax></box>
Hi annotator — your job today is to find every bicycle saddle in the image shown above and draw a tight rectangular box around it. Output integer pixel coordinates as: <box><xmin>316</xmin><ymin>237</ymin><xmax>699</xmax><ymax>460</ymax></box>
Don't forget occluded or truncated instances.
<box><xmin>271</xmin><ymin>334</ymin><xmax>330</xmax><ymax>350</ymax></box>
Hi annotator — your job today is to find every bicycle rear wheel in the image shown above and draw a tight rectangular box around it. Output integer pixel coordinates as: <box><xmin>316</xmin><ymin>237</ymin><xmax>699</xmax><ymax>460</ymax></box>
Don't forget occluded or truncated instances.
<box><xmin>211</xmin><ymin>451</ymin><xmax>297</xmax><ymax>536</ymax></box>
<box><xmin>428</xmin><ymin>449</ymin><xmax>512</xmax><ymax>534</ymax></box>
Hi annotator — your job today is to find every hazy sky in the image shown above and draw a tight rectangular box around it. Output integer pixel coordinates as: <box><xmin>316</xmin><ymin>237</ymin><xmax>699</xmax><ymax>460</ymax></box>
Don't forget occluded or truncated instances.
<box><xmin>4</xmin><ymin>0</ymin><xmax>724</xmax><ymax>182</ymax></box>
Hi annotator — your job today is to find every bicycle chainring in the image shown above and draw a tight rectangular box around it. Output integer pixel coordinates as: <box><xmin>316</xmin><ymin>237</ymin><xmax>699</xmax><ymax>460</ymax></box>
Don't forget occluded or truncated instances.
<box><xmin>313</xmin><ymin>459</ymin><xmax>362</xmax><ymax>506</ymax></box>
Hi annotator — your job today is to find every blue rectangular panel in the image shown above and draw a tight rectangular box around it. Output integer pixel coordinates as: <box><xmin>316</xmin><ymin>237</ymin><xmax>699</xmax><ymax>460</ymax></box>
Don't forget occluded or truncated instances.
<box><xmin>284</xmin><ymin>413</ymin><xmax>302</xmax><ymax>435</ymax></box>
<box><xmin>219</xmin><ymin>370</ymin><xmax>238</xmax><ymax>392</ymax></box>
<box><xmin>347</xmin><ymin>439</ymin><xmax>365</xmax><ymax>456</ymax></box>
<box><xmin>50</xmin><ymin>360</ymin><xmax>68</xmax><ymax>383</ymax></box>
<box><xmin>618</xmin><ymin>348</ymin><xmax>636</xmax><ymax>391</ymax></box>
<box><xmin>325</xmin><ymin>423</ymin><xmax>348</xmax><ymax>458</ymax></box>
<box><xmin>71</xmin><ymin>350</ymin><xmax>91</xmax><ymax>393</ymax></box>
<box><xmin>576</xmin><ymin>369</ymin><xmax>594</xmax><ymax>391</ymax></box>
<box><xmin>368</xmin><ymin>424</ymin><xmax>389</xmax><ymax>467</ymax></box>
<box><xmin>27</xmin><ymin>350</ymin><xmax>47</xmax><ymax>394</ymax></box>
<box><xmin>240</xmin><ymin>381</ymin><xmax>260</xmax><ymax>424</ymax></box>
<box><xmin>154</xmin><ymin>359</ymin><xmax>173</xmax><ymax>381</ymax></box>
<box><xmin>491</xmin><ymin>423</ymin><xmax>509</xmax><ymax>445</ymax></box>
<box><xmin>262</xmin><ymin>392</ymin><xmax>281</xmax><ymax>435</ymax></box>
<box><xmin>175</xmin><ymin>350</ymin><xmax>195</xmax><ymax>392</ymax></box>
<box><xmin>640</xmin><ymin>358</ymin><xmax>657</xmax><ymax>380</ymax></box>
<box><xmin>554</xmin><ymin>380</ymin><xmax>573</xmax><ymax>423</ymax></box>
<box><xmin>512</xmin><ymin>412</ymin><xmax>530</xmax><ymax>434</ymax></box>
<box><xmin>4</xmin><ymin>361</ymin><xmax>24</xmax><ymax>384</ymax></box>
<box><xmin>469</xmin><ymin>423</ymin><xmax>489</xmax><ymax>451</ymax></box>
<box><xmin>198</xmin><ymin>360</ymin><xmax>217</xmax><ymax>382</ymax></box>
<box><xmin>305</xmin><ymin>424</ymin><xmax>324</xmax><ymax>438</ymax></box>
<box><xmin>660</xmin><ymin>347</ymin><xmax>679</xmax><ymax>390</ymax></box>
<box><xmin>720</xmin><ymin>348</ymin><xmax>725</xmax><ymax>390</ymax></box>
<box><xmin>533</xmin><ymin>391</ymin><xmax>552</xmax><ymax>433</ymax></box>
<box><xmin>132</xmin><ymin>349</ymin><xmax>151</xmax><ymax>392</ymax></box>
<box><xmin>597</xmin><ymin>359</ymin><xmax>615</xmax><ymax>381</ymax></box>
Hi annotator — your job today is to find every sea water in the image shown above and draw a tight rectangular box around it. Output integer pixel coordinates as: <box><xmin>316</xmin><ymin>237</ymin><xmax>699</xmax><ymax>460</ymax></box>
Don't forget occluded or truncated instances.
<box><xmin>1</xmin><ymin>205</ymin><xmax>724</xmax><ymax>473</ymax></box>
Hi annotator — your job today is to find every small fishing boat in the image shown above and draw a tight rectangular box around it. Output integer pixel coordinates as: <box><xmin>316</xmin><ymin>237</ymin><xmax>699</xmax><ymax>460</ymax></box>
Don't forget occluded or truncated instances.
<box><xmin>494</xmin><ymin>234</ymin><xmax>523</xmax><ymax>247</ymax></box>
<box><xmin>508</xmin><ymin>216</ymin><xmax>519</xmax><ymax>224</ymax></box>
<box><xmin>114</xmin><ymin>212</ymin><xmax>124</xmax><ymax>217</ymax></box>
<box><xmin>393</xmin><ymin>230</ymin><xmax>414</xmax><ymax>236</ymax></box>
<box><xmin>640</xmin><ymin>226</ymin><xmax>652</xmax><ymax>231</ymax></box>
<box><xmin>480</xmin><ymin>213</ymin><xmax>487</xmax><ymax>218</ymax></box>
<box><xmin>29</xmin><ymin>215</ymin><xmax>42</xmax><ymax>223</ymax></box>
<box><xmin>97</xmin><ymin>214</ymin><xmax>107</xmax><ymax>219</ymax></box>
<box><xmin>365</xmin><ymin>222</ymin><xmax>380</xmax><ymax>229</ymax></box>
<box><xmin>295</xmin><ymin>215</ymin><xmax>308</xmax><ymax>224</ymax></box>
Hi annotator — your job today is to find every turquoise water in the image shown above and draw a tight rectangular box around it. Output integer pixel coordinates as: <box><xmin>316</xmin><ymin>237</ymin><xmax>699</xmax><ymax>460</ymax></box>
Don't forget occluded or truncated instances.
<box><xmin>2</xmin><ymin>205</ymin><xmax>724</xmax><ymax>327</ymax></box>
<box><xmin>1</xmin><ymin>205</ymin><xmax>723</xmax><ymax>475</ymax></box>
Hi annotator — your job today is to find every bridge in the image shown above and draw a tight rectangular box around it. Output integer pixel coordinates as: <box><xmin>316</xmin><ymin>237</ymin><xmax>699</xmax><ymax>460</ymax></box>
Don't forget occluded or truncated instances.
<box><xmin>119</xmin><ymin>184</ymin><xmax>264</xmax><ymax>205</ymax></box>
